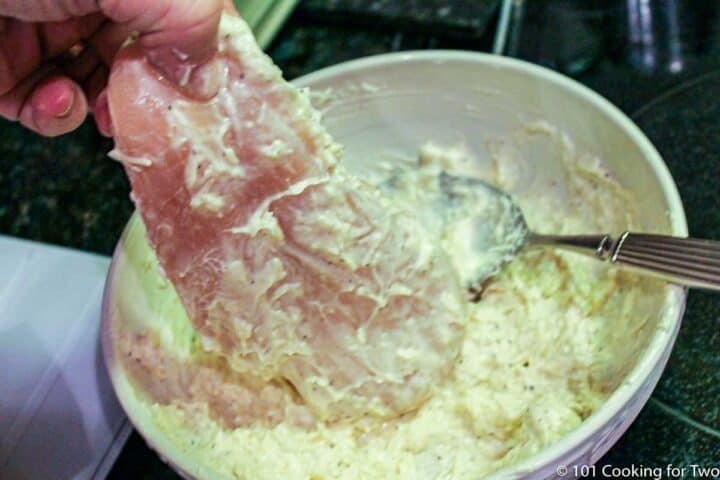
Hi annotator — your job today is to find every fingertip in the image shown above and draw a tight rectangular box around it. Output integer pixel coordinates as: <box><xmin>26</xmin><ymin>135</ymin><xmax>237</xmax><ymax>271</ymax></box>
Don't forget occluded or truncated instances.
<box><xmin>31</xmin><ymin>76</ymin><xmax>76</xmax><ymax>118</ymax></box>
<box><xmin>145</xmin><ymin>47</ymin><xmax>220</xmax><ymax>101</ymax></box>
<box><xmin>22</xmin><ymin>77</ymin><xmax>88</xmax><ymax>137</ymax></box>
<box><xmin>93</xmin><ymin>89</ymin><xmax>113</xmax><ymax>137</ymax></box>
<box><xmin>138</xmin><ymin>0</ymin><xmax>223</xmax><ymax>97</ymax></box>
<box><xmin>186</xmin><ymin>56</ymin><xmax>221</xmax><ymax>101</ymax></box>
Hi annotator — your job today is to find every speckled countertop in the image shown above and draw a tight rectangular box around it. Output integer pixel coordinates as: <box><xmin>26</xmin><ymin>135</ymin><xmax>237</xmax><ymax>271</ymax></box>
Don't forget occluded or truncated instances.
<box><xmin>1</xmin><ymin>0</ymin><xmax>717</xmax><ymax>478</ymax></box>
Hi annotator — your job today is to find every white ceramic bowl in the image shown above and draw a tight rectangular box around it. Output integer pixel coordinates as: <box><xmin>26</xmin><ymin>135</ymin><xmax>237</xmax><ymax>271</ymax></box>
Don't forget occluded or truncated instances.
<box><xmin>102</xmin><ymin>51</ymin><xmax>688</xmax><ymax>479</ymax></box>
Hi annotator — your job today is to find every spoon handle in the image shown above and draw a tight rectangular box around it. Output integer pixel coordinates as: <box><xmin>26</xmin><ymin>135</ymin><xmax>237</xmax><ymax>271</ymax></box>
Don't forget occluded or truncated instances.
<box><xmin>528</xmin><ymin>232</ymin><xmax>720</xmax><ymax>291</ymax></box>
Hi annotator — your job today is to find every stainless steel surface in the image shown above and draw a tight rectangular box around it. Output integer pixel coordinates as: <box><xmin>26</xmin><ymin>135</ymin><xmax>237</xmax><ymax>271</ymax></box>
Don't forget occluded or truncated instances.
<box><xmin>614</xmin><ymin>232</ymin><xmax>720</xmax><ymax>290</ymax></box>
<box><xmin>527</xmin><ymin>233</ymin><xmax>613</xmax><ymax>258</ymax></box>
<box><xmin>528</xmin><ymin>232</ymin><xmax>720</xmax><ymax>291</ymax></box>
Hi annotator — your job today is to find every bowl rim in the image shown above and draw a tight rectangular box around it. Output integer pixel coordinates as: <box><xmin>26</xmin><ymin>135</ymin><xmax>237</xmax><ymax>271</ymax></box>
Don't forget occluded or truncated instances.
<box><xmin>102</xmin><ymin>49</ymin><xmax>688</xmax><ymax>479</ymax></box>
<box><xmin>291</xmin><ymin>50</ymin><xmax>689</xmax><ymax>476</ymax></box>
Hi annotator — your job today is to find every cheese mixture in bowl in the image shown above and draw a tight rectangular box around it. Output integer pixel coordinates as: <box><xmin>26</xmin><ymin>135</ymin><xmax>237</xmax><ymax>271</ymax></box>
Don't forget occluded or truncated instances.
<box><xmin>102</xmin><ymin>15</ymin><xmax>685</xmax><ymax>480</ymax></box>
<box><xmin>105</xmin><ymin>127</ymin><xmax>670</xmax><ymax>480</ymax></box>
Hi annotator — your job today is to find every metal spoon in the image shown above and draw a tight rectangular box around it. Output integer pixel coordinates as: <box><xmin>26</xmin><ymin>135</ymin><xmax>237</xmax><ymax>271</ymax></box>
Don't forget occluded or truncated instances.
<box><xmin>383</xmin><ymin>170</ymin><xmax>720</xmax><ymax>291</ymax></box>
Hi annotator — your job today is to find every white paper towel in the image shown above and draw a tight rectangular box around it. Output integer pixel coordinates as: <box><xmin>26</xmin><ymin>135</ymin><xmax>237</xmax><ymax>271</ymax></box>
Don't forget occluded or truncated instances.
<box><xmin>0</xmin><ymin>235</ymin><xmax>130</xmax><ymax>480</ymax></box>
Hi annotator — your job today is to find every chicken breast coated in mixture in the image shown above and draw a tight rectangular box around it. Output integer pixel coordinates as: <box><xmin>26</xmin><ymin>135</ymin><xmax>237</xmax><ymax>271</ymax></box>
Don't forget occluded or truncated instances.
<box><xmin>108</xmin><ymin>12</ymin><xmax>466</xmax><ymax>421</ymax></box>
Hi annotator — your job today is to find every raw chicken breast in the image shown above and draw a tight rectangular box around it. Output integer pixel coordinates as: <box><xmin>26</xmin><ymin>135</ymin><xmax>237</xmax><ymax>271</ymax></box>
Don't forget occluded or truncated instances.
<box><xmin>108</xmin><ymin>13</ymin><xmax>466</xmax><ymax>421</ymax></box>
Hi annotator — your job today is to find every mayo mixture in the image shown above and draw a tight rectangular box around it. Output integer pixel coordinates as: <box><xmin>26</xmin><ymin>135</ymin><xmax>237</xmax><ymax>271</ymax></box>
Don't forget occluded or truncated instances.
<box><xmin>111</xmin><ymin>122</ymin><xmax>666</xmax><ymax>479</ymax></box>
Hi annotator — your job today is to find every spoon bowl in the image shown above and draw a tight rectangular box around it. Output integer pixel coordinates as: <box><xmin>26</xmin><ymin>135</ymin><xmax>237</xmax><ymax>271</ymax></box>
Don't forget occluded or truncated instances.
<box><xmin>381</xmin><ymin>169</ymin><xmax>528</xmax><ymax>284</ymax></box>
<box><xmin>385</xmin><ymin>169</ymin><xmax>720</xmax><ymax>291</ymax></box>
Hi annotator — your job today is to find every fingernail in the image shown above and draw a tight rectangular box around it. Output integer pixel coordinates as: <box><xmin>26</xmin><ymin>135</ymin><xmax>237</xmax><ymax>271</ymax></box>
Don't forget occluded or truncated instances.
<box><xmin>55</xmin><ymin>90</ymin><xmax>74</xmax><ymax>117</ymax></box>
<box><xmin>32</xmin><ymin>80</ymin><xmax>75</xmax><ymax>118</ymax></box>
<box><xmin>26</xmin><ymin>84</ymin><xmax>87</xmax><ymax>137</ymax></box>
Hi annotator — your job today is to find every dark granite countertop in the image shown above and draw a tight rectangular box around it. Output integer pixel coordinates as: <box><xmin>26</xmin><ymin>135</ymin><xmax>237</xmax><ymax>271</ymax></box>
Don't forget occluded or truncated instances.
<box><xmin>1</xmin><ymin>0</ymin><xmax>718</xmax><ymax>478</ymax></box>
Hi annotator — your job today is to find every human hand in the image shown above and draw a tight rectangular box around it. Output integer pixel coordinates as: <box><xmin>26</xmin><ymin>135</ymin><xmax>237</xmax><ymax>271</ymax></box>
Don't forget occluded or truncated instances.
<box><xmin>0</xmin><ymin>0</ymin><xmax>223</xmax><ymax>137</ymax></box>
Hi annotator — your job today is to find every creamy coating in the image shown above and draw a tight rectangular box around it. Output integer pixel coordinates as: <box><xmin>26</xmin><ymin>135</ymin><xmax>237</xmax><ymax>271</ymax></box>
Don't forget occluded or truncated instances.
<box><xmin>112</xmin><ymin>119</ymin><xmax>667</xmax><ymax>479</ymax></box>
<box><xmin>108</xmin><ymin>13</ymin><xmax>466</xmax><ymax>424</ymax></box>
<box><xmin>381</xmin><ymin>151</ymin><xmax>528</xmax><ymax>286</ymax></box>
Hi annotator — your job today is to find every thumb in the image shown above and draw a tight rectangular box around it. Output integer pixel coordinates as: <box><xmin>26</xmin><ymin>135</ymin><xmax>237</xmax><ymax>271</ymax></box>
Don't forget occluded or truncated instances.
<box><xmin>100</xmin><ymin>0</ymin><xmax>223</xmax><ymax>98</ymax></box>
